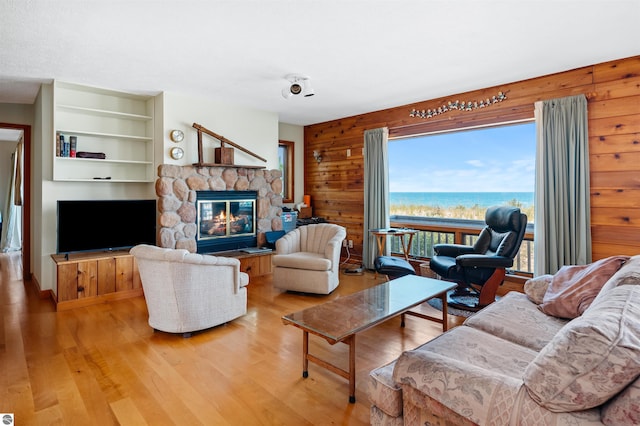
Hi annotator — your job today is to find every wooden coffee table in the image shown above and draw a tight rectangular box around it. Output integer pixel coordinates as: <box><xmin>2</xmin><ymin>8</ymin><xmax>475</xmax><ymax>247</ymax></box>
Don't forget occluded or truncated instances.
<box><xmin>282</xmin><ymin>275</ymin><xmax>456</xmax><ymax>403</ymax></box>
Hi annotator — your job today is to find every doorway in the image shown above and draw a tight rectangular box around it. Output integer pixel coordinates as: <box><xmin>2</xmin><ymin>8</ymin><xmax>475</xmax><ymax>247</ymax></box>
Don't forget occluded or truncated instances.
<box><xmin>0</xmin><ymin>123</ymin><xmax>31</xmax><ymax>280</ymax></box>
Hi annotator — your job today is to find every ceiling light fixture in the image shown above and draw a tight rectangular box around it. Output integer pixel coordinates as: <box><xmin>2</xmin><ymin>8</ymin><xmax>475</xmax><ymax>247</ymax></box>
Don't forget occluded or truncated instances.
<box><xmin>282</xmin><ymin>74</ymin><xmax>315</xmax><ymax>99</ymax></box>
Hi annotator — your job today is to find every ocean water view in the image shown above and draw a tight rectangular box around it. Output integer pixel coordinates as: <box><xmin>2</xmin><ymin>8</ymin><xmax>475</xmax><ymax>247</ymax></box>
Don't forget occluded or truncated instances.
<box><xmin>390</xmin><ymin>192</ymin><xmax>534</xmax><ymax>208</ymax></box>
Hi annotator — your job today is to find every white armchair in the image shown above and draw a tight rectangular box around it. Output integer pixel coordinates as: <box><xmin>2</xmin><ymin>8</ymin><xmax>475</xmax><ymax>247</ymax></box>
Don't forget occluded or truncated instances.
<box><xmin>272</xmin><ymin>223</ymin><xmax>347</xmax><ymax>294</ymax></box>
<box><xmin>130</xmin><ymin>244</ymin><xmax>249</xmax><ymax>337</ymax></box>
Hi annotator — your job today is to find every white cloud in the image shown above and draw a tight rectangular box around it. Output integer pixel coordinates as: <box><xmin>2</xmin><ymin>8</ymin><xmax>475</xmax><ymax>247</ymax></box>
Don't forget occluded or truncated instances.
<box><xmin>466</xmin><ymin>160</ymin><xmax>484</xmax><ymax>168</ymax></box>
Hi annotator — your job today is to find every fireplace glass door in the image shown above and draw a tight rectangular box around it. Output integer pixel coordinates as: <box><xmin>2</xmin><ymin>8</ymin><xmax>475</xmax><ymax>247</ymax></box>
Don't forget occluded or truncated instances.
<box><xmin>198</xmin><ymin>199</ymin><xmax>255</xmax><ymax>240</ymax></box>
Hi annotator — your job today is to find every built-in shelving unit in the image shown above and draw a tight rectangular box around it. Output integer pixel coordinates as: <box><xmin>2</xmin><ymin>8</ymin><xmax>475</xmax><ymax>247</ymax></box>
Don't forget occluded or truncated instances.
<box><xmin>53</xmin><ymin>81</ymin><xmax>155</xmax><ymax>182</ymax></box>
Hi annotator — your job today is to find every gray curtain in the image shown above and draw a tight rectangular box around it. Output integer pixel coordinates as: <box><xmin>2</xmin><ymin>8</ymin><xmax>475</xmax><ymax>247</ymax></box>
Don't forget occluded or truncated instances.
<box><xmin>534</xmin><ymin>94</ymin><xmax>591</xmax><ymax>275</ymax></box>
<box><xmin>363</xmin><ymin>127</ymin><xmax>389</xmax><ymax>269</ymax></box>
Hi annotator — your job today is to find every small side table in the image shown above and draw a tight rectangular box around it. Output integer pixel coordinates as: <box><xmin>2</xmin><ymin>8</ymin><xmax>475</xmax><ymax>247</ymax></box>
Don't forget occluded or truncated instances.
<box><xmin>369</xmin><ymin>228</ymin><xmax>418</xmax><ymax>261</ymax></box>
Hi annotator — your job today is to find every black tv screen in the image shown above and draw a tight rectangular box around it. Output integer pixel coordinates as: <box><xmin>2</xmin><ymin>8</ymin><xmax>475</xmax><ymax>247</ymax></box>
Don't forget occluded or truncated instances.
<box><xmin>57</xmin><ymin>199</ymin><xmax>157</xmax><ymax>254</ymax></box>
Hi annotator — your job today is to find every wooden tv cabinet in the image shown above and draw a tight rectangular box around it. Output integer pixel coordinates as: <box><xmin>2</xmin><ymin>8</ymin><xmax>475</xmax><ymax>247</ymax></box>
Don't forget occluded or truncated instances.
<box><xmin>213</xmin><ymin>249</ymin><xmax>273</xmax><ymax>278</ymax></box>
<box><xmin>51</xmin><ymin>250</ymin><xmax>143</xmax><ymax>311</ymax></box>
<box><xmin>51</xmin><ymin>248</ymin><xmax>272</xmax><ymax>311</ymax></box>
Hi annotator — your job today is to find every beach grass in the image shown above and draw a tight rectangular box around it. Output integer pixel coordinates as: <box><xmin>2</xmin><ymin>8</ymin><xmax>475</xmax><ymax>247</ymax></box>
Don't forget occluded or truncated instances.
<box><xmin>390</xmin><ymin>199</ymin><xmax>534</xmax><ymax>221</ymax></box>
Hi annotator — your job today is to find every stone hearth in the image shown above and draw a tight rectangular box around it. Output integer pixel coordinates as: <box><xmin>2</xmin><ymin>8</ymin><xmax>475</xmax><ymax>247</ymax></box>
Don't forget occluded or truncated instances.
<box><xmin>155</xmin><ymin>164</ymin><xmax>284</xmax><ymax>252</ymax></box>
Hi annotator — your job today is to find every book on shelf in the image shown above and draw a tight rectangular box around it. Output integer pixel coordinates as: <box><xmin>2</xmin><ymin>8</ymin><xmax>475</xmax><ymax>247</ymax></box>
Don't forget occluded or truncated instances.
<box><xmin>63</xmin><ymin>136</ymin><xmax>70</xmax><ymax>157</ymax></box>
<box><xmin>76</xmin><ymin>151</ymin><xmax>106</xmax><ymax>159</ymax></box>
<box><xmin>58</xmin><ymin>134</ymin><xmax>69</xmax><ymax>157</ymax></box>
<box><xmin>56</xmin><ymin>132</ymin><xmax>61</xmax><ymax>157</ymax></box>
<box><xmin>69</xmin><ymin>136</ymin><xmax>77</xmax><ymax>158</ymax></box>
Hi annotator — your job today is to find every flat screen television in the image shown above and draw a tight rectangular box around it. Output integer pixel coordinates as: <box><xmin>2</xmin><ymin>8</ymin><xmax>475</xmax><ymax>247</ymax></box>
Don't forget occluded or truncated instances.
<box><xmin>57</xmin><ymin>199</ymin><xmax>157</xmax><ymax>254</ymax></box>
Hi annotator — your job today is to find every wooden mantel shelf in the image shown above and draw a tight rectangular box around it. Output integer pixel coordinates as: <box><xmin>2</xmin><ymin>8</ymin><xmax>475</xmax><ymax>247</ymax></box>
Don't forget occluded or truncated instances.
<box><xmin>192</xmin><ymin>123</ymin><xmax>267</xmax><ymax>169</ymax></box>
<box><xmin>192</xmin><ymin>162</ymin><xmax>266</xmax><ymax>169</ymax></box>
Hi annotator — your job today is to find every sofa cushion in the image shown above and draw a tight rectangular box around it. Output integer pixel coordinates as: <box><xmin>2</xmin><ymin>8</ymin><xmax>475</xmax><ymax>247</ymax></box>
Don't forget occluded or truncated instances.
<box><xmin>524</xmin><ymin>284</ymin><xmax>640</xmax><ymax>412</ymax></box>
<box><xmin>523</xmin><ymin>274</ymin><xmax>553</xmax><ymax>304</ymax></box>
<box><xmin>400</xmin><ymin>385</ymin><xmax>478</xmax><ymax>426</ymax></box>
<box><xmin>538</xmin><ymin>255</ymin><xmax>629</xmax><ymax>319</ymax></box>
<box><xmin>392</xmin><ymin>324</ymin><xmax>605</xmax><ymax>425</ymax></box>
<box><xmin>370</xmin><ymin>405</ymin><xmax>404</xmax><ymax>426</ymax></box>
<box><xmin>397</xmin><ymin>325</ymin><xmax>538</xmax><ymax>380</ymax></box>
<box><xmin>399</xmin><ymin>381</ymin><xmax>603</xmax><ymax>426</ymax></box>
<box><xmin>464</xmin><ymin>292</ymin><xmax>568</xmax><ymax>351</ymax></box>
<box><xmin>392</xmin><ymin>326</ymin><xmax>539</xmax><ymax>425</ymax></box>
<box><xmin>593</xmin><ymin>255</ymin><xmax>640</xmax><ymax>306</ymax></box>
<box><xmin>391</xmin><ymin>326</ymin><xmax>538</xmax><ymax>417</ymax></box>
<box><xmin>271</xmin><ymin>252</ymin><xmax>331</xmax><ymax>271</ymax></box>
<box><xmin>368</xmin><ymin>360</ymin><xmax>402</xmax><ymax>418</ymax></box>
<box><xmin>601</xmin><ymin>376</ymin><xmax>640</xmax><ymax>426</ymax></box>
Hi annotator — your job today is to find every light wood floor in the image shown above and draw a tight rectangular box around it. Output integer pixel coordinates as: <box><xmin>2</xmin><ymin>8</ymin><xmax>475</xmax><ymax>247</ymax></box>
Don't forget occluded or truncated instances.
<box><xmin>0</xmin><ymin>252</ymin><xmax>465</xmax><ymax>425</ymax></box>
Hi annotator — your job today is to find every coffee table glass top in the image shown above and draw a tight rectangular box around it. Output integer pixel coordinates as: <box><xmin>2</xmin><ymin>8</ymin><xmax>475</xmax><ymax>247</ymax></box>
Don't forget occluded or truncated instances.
<box><xmin>282</xmin><ymin>275</ymin><xmax>456</xmax><ymax>343</ymax></box>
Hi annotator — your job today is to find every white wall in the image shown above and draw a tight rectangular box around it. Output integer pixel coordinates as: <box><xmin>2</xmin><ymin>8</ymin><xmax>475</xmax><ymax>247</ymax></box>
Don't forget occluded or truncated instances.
<box><xmin>34</xmin><ymin>85</ymin><xmax>49</xmax><ymax>294</ymax></box>
<box><xmin>0</xmin><ymin>103</ymin><xmax>34</xmax><ymax>125</ymax></box>
<box><xmin>278</xmin><ymin>122</ymin><xmax>305</xmax><ymax>206</ymax></box>
<box><xmin>160</xmin><ymin>92</ymin><xmax>280</xmax><ymax>169</ymax></box>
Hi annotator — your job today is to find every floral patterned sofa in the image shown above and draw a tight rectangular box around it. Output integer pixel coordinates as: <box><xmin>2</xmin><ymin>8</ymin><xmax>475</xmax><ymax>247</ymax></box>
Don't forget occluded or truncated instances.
<box><xmin>368</xmin><ymin>255</ymin><xmax>640</xmax><ymax>425</ymax></box>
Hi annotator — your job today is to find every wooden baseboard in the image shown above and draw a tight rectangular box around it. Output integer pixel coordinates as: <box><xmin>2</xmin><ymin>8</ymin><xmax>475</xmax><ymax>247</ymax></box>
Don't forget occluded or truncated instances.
<box><xmin>27</xmin><ymin>275</ymin><xmax>54</xmax><ymax>300</ymax></box>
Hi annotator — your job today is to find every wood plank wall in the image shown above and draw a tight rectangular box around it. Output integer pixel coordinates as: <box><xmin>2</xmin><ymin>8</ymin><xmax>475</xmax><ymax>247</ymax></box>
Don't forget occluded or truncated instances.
<box><xmin>304</xmin><ymin>55</ymin><xmax>640</xmax><ymax>265</ymax></box>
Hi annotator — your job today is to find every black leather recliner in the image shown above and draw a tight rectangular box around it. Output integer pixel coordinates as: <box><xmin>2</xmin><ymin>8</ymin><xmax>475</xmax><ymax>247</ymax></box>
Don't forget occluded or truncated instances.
<box><xmin>430</xmin><ymin>206</ymin><xmax>528</xmax><ymax>311</ymax></box>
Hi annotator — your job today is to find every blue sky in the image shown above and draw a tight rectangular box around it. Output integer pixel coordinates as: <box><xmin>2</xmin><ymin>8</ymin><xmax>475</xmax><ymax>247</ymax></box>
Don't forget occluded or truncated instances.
<box><xmin>388</xmin><ymin>122</ymin><xmax>536</xmax><ymax>192</ymax></box>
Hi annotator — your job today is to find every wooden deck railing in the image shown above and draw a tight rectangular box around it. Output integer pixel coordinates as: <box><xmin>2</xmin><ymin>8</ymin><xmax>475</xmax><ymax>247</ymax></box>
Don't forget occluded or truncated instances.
<box><xmin>389</xmin><ymin>215</ymin><xmax>535</xmax><ymax>276</ymax></box>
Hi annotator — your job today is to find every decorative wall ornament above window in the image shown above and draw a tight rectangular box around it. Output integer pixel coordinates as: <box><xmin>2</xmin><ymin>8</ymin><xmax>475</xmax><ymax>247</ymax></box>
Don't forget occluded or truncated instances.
<box><xmin>409</xmin><ymin>91</ymin><xmax>507</xmax><ymax>119</ymax></box>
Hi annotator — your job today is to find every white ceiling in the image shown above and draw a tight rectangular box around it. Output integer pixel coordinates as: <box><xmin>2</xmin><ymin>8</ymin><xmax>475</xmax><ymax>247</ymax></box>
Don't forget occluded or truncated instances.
<box><xmin>1</xmin><ymin>1</ymin><xmax>639</xmax><ymax>126</ymax></box>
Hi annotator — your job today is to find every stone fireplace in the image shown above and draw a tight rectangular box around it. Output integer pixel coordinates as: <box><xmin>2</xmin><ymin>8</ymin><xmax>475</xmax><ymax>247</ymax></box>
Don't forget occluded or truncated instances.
<box><xmin>155</xmin><ymin>164</ymin><xmax>284</xmax><ymax>253</ymax></box>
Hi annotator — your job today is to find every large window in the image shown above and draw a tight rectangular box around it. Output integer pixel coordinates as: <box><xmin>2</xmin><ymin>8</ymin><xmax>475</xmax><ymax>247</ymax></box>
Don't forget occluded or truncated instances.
<box><xmin>388</xmin><ymin>122</ymin><xmax>537</xmax><ymax>274</ymax></box>
<box><xmin>388</xmin><ymin>122</ymin><xmax>536</xmax><ymax>222</ymax></box>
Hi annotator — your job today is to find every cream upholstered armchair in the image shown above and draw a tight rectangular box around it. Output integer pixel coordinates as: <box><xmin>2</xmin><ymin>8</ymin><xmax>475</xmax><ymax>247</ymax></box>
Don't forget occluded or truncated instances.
<box><xmin>130</xmin><ymin>244</ymin><xmax>249</xmax><ymax>337</ymax></box>
<box><xmin>272</xmin><ymin>223</ymin><xmax>347</xmax><ymax>294</ymax></box>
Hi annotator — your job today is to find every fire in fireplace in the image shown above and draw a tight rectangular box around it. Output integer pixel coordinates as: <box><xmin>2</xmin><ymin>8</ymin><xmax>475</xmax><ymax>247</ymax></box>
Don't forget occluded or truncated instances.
<box><xmin>199</xmin><ymin>201</ymin><xmax>253</xmax><ymax>238</ymax></box>
<box><xmin>196</xmin><ymin>190</ymin><xmax>257</xmax><ymax>253</ymax></box>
